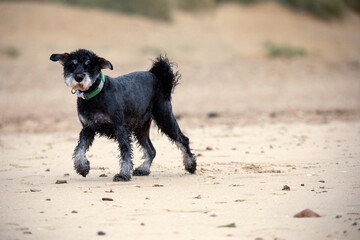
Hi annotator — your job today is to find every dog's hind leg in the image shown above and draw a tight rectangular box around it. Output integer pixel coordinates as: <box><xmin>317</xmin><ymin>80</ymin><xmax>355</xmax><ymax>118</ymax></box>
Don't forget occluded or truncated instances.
<box><xmin>133</xmin><ymin>120</ymin><xmax>156</xmax><ymax>176</ymax></box>
<box><xmin>153</xmin><ymin>101</ymin><xmax>196</xmax><ymax>174</ymax></box>
<box><xmin>113</xmin><ymin>125</ymin><xmax>133</xmax><ymax>182</ymax></box>
<box><xmin>73</xmin><ymin>127</ymin><xmax>95</xmax><ymax>177</ymax></box>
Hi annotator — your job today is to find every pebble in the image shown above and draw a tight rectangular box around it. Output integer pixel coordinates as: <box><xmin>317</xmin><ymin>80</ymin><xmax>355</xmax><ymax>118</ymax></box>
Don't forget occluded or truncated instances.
<box><xmin>294</xmin><ymin>209</ymin><xmax>321</xmax><ymax>218</ymax></box>
<box><xmin>193</xmin><ymin>194</ymin><xmax>201</xmax><ymax>199</ymax></box>
<box><xmin>102</xmin><ymin>197</ymin><xmax>113</xmax><ymax>201</ymax></box>
<box><xmin>30</xmin><ymin>189</ymin><xmax>41</xmax><ymax>192</ymax></box>
<box><xmin>153</xmin><ymin>184</ymin><xmax>164</xmax><ymax>187</ymax></box>
<box><xmin>55</xmin><ymin>180</ymin><xmax>67</xmax><ymax>184</ymax></box>
<box><xmin>282</xmin><ymin>185</ymin><xmax>290</xmax><ymax>191</ymax></box>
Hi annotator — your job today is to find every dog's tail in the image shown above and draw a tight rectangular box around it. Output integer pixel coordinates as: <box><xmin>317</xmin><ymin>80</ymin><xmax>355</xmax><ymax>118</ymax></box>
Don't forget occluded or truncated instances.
<box><xmin>149</xmin><ymin>55</ymin><xmax>180</xmax><ymax>101</ymax></box>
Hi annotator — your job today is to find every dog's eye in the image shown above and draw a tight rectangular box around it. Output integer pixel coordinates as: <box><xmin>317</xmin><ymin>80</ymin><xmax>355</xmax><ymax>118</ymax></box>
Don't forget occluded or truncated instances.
<box><xmin>69</xmin><ymin>63</ymin><xmax>77</xmax><ymax>71</ymax></box>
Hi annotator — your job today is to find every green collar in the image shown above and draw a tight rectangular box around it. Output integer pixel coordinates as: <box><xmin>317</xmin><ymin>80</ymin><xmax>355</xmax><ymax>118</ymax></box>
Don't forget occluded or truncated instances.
<box><xmin>76</xmin><ymin>72</ymin><xmax>105</xmax><ymax>100</ymax></box>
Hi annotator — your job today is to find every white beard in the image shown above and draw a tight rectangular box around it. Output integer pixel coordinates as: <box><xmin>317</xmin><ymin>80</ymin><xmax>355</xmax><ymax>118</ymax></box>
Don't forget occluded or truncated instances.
<box><xmin>65</xmin><ymin>73</ymin><xmax>93</xmax><ymax>91</ymax></box>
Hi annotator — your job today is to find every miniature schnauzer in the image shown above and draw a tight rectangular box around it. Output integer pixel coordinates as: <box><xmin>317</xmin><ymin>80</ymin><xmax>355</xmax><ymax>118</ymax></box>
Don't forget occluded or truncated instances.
<box><xmin>50</xmin><ymin>49</ymin><xmax>196</xmax><ymax>181</ymax></box>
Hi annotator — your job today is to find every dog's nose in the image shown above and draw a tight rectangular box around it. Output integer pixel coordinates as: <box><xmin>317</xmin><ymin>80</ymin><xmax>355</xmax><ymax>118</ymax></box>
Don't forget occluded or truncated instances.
<box><xmin>75</xmin><ymin>74</ymin><xmax>85</xmax><ymax>82</ymax></box>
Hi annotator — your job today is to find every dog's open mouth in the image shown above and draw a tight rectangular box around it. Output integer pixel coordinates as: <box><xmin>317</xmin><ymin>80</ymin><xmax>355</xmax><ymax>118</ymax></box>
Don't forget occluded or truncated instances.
<box><xmin>71</xmin><ymin>83</ymin><xmax>89</xmax><ymax>91</ymax></box>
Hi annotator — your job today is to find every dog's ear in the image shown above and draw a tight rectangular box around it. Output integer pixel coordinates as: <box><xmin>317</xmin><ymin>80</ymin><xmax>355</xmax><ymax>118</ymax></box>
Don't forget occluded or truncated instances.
<box><xmin>50</xmin><ymin>53</ymin><xmax>69</xmax><ymax>65</ymax></box>
<box><xmin>98</xmin><ymin>57</ymin><xmax>113</xmax><ymax>70</ymax></box>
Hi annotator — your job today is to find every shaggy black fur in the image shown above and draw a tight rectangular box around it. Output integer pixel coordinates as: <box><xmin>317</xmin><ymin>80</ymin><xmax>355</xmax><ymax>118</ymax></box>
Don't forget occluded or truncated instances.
<box><xmin>50</xmin><ymin>49</ymin><xmax>196</xmax><ymax>181</ymax></box>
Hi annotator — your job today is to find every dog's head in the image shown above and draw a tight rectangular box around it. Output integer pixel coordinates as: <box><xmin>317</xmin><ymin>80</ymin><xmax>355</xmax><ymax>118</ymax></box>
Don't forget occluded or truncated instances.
<box><xmin>50</xmin><ymin>49</ymin><xmax>113</xmax><ymax>91</ymax></box>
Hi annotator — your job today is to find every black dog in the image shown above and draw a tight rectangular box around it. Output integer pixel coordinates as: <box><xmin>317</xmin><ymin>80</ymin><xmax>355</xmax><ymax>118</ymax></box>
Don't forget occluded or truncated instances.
<box><xmin>50</xmin><ymin>49</ymin><xmax>196</xmax><ymax>181</ymax></box>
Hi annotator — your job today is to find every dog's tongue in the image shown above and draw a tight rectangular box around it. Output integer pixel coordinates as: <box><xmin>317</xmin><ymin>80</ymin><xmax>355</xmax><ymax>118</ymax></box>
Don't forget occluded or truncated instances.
<box><xmin>72</xmin><ymin>84</ymin><xmax>85</xmax><ymax>91</ymax></box>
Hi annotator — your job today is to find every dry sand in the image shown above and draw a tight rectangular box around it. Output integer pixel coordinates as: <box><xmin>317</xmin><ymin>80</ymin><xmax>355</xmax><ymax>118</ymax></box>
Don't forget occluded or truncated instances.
<box><xmin>0</xmin><ymin>2</ymin><xmax>360</xmax><ymax>240</ymax></box>
<box><xmin>1</xmin><ymin>122</ymin><xmax>360</xmax><ymax>239</ymax></box>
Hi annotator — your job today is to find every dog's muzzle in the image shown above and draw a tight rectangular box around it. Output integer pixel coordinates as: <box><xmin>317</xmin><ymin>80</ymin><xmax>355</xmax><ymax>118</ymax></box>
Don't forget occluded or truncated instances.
<box><xmin>65</xmin><ymin>73</ymin><xmax>92</xmax><ymax>92</ymax></box>
<box><xmin>75</xmin><ymin>74</ymin><xmax>85</xmax><ymax>82</ymax></box>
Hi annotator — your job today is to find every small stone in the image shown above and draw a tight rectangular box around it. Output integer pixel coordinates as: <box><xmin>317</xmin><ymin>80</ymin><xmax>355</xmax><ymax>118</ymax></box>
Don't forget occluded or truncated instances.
<box><xmin>352</xmin><ymin>222</ymin><xmax>357</xmax><ymax>226</ymax></box>
<box><xmin>99</xmin><ymin>174</ymin><xmax>107</xmax><ymax>177</ymax></box>
<box><xmin>294</xmin><ymin>209</ymin><xmax>321</xmax><ymax>218</ymax></box>
<box><xmin>97</xmin><ymin>231</ymin><xmax>106</xmax><ymax>236</ymax></box>
<box><xmin>30</xmin><ymin>189</ymin><xmax>41</xmax><ymax>192</ymax></box>
<box><xmin>300</xmin><ymin>184</ymin><xmax>305</xmax><ymax>186</ymax></box>
<box><xmin>45</xmin><ymin>169</ymin><xmax>50</xmax><ymax>172</ymax></box>
<box><xmin>207</xmin><ymin>112</ymin><xmax>219</xmax><ymax>118</ymax></box>
<box><xmin>269</xmin><ymin>112</ymin><xmax>277</xmax><ymax>118</ymax></box>
<box><xmin>206</xmin><ymin>147</ymin><xmax>213</xmax><ymax>151</ymax></box>
<box><xmin>71</xmin><ymin>210</ymin><xmax>78</xmax><ymax>213</ymax></box>
<box><xmin>193</xmin><ymin>194</ymin><xmax>201</xmax><ymax>199</ymax></box>
<box><xmin>55</xmin><ymin>180</ymin><xmax>67</xmax><ymax>184</ymax></box>
<box><xmin>335</xmin><ymin>215</ymin><xmax>342</xmax><ymax>219</ymax></box>
<box><xmin>282</xmin><ymin>185</ymin><xmax>290</xmax><ymax>191</ymax></box>
<box><xmin>140</xmin><ymin>222</ymin><xmax>145</xmax><ymax>226</ymax></box>
<box><xmin>102</xmin><ymin>197</ymin><xmax>113</xmax><ymax>201</ymax></box>
<box><xmin>63</xmin><ymin>173</ymin><xmax>70</xmax><ymax>177</ymax></box>
<box><xmin>153</xmin><ymin>184</ymin><xmax>164</xmax><ymax>187</ymax></box>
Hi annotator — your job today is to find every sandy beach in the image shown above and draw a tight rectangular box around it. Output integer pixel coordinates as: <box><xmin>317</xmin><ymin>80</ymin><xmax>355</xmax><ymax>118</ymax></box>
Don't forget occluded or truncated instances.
<box><xmin>0</xmin><ymin>2</ymin><xmax>360</xmax><ymax>239</ymax></box>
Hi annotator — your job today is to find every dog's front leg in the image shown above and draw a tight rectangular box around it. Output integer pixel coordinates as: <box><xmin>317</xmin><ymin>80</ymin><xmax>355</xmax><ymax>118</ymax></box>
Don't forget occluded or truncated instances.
<box><xmin>73</xmin><ymin>127</ymin><xmax>95</xmax><ymax>177</ymax></box>
<box><xmin>113</xmin><ymin>125</ymin><xmax>133</xmax><ymax>182</ymax></box>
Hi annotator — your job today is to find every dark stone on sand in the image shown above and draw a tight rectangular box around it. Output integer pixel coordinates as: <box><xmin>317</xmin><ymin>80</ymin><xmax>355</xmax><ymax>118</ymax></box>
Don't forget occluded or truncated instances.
<box><xmin>294</xmin><ymin>209</ymin><xmax>321</xmax><ymax>218</ymax></box>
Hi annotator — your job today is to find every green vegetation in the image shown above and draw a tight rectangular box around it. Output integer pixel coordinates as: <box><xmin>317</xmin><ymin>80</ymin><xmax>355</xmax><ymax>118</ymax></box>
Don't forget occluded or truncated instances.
<box><xmin>177</xmin><ymin>0</ymin><xmax>216</xmax><ymax>11</ymax></box>
<box><xmin>1</xmin><ymin>46</ymin><xmax>21</xmax><ymax>58</ymax></box>
<box><xmin>277</xmin><ymin>0</ymin><xmax>345</xmax><ymax>20</ymax></box>
<box><xmin>345</xmin><ymin>0</ymin><xmax>360</xmax><ymax>12</ymax></box>
<box><xmin>264</xmin><ymin>41</ymin><xmax>306</xmax><ymax>58</ymax></box>
<box><xmin>1</xmin><ymin>0</ymin><xmax>359</xmax><ymax>21</ymax></box>
<box><xmin>222</xmin><ymin>0</ymin><xmax>359</xmax><ymax>20</ymax></box>
<box><xmin>1</xmin><ymin>0</ymin><xmax>172</xmax><ymax>20</ymax></box>
<box><xmin>216</xmin><ymin>0</ymin><xmax>263</xmax><ymax>4</ymax></box>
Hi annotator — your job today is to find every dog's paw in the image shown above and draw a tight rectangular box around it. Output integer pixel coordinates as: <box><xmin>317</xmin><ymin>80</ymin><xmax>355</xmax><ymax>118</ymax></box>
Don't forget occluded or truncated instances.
<box><xmin>185</xmin><ymin>158</ymin><xmax>197</xmax><ymax>174</ymax></box>
<box><xmin>133</xmin><ymin>167</ymin><xmax>150</xmax><ymax>176</ymax></box>
<box><xmin>74</xmin><ymin>158</ymin><xmax>90</xmax><ymax>177</ymax></box>
<box><xmin>113</xmin><ymin>173</ymin><xmax>131</xmax><ymax>182</ymax></box>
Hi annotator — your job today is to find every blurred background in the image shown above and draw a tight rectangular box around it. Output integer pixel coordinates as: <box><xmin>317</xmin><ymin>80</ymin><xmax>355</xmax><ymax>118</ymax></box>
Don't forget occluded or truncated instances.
<box><xmin>0</xmin><ymin>0</ymin><xmax>359</xmax><ymax>132</ymax></box>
